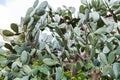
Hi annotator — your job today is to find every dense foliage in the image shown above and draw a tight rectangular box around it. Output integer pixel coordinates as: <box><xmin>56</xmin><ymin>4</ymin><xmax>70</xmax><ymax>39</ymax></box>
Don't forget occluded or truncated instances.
<box><xmin>0</xmin><ymin>0</ymin><xmax>120</xmax><ymax>79</ymax></box>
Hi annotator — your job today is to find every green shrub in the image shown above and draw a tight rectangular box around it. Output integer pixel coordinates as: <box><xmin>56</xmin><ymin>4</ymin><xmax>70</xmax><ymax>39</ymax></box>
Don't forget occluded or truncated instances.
<box><xmin>0</xmin><ymin>0</ymin><xmax>120</xmax><ymax>79</ymax></box>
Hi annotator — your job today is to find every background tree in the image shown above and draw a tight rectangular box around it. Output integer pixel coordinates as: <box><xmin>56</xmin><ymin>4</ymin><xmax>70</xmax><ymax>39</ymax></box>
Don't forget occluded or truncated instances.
<box><xmin>0</xmin><ymin>0</ymin><xmax>120</xmax><ymax>80</ymax></box>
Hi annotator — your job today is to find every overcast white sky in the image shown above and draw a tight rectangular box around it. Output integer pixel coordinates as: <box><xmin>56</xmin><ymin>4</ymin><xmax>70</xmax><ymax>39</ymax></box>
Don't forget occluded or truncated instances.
<box><xmin>0</xmin><ymin>0</ymin><xmax>80</xmax><ymax>29</ymax></box>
